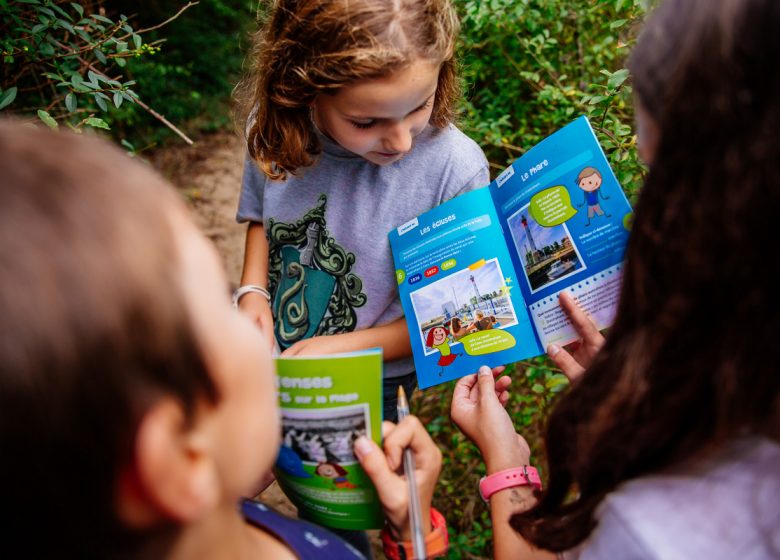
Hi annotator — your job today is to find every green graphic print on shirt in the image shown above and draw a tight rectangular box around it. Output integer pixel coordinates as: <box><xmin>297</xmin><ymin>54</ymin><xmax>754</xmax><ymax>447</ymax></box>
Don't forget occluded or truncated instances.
<box><xmin>267</xmin><ymin>194</ymin><xmax>367</xmax><ymax>350</ymax></box>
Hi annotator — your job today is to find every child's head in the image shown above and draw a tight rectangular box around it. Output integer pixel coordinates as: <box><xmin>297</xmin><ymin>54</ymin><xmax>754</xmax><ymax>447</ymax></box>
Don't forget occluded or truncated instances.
<box><xmin>425</xmin><ymin>325</ymin><xmax>448</xmax><ymax>347</ymax></box>
<box><xmin>241</xmin><ymin>0</ymin><xmax>460</xmax><ymax>178</ymax></box>
<box><xmin>511</xmin><ymin>0</ymin><xmax>780</xmax><ymax>550</ymax></box>
<box><xmin>0</xmin><ymin>122</ymin><xmax>279</xmax><ymax>556</ymax></box>
<box><xmin>576</xmin><ymin>167</ymin><xmax>602</xmax><ymax>191</ymax></box>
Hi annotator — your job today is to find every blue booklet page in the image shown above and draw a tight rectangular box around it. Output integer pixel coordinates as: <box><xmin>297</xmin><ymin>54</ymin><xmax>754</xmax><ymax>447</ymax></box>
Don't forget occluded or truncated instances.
<box><xmin>389</xmin><ymin>117</ymin><xmax>632</xmax><ymax>389</ymax></box>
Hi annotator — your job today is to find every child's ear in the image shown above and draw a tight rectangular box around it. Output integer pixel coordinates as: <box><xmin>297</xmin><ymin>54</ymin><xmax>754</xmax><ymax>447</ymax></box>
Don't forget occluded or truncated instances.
<box><xmin>116</xmin><ymin>397</ymin><xmax>220</xmax><ymax>528</ymax></box>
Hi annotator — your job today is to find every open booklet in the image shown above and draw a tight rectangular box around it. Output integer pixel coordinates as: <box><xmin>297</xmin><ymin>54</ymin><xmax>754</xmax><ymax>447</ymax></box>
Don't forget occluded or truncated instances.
<box><xmin>389</xmin><ymin>117</ymin><xmax>633</xmax><ymax>389</ymax></box>
<box><xmin>272</xmin><ymin>348</ymin><xmax>384</xmax><ymax>530</ymax></box>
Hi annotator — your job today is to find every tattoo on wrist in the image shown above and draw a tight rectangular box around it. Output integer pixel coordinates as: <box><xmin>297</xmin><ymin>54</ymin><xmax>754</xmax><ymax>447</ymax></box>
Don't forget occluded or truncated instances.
<box><xmin>508</xmin><ymin>488</ymin><xmax>536</xmax><ymax>511</ymax></box>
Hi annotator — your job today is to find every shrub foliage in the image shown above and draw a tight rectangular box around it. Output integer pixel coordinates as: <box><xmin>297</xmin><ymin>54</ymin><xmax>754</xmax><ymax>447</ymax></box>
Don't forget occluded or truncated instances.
<box><xmin>3</xmin><ymin>1</ymin><xmax>649</xmax><ymax>557</ymax></box>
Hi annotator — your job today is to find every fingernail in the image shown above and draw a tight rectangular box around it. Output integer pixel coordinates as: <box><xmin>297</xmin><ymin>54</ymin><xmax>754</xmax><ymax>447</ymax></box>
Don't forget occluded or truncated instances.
<box><xmin>478</xmin><ymin>365</ymin><xmax>492</xmax><ymax>376</ymax></box>
<box><xmin>547</xmin><ymin>344</ymin><xmax>561</xmax><ymax>357</ymax></box>
<box><xmin>354</xmin><ymin>436</ymin><xmax>373</xmax><ymax>458</ymax></box>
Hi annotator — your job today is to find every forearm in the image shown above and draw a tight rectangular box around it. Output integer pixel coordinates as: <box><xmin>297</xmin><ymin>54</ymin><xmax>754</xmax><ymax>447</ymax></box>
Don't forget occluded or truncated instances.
<box><xmin>241</xmin><ymin>221</ymin><xmax>269</xmax><ymax>286</ymax></box>
<box><xmin>324</xmin><ymin>318</ymin><xmax>412</xmax><ymax>361</ymax></box>
<box><xmin>482</xmin><ymin>443</ymin><xmax>553</xmax><ymax>560</ymax></box>
<box><xmin>490</xmin><ymin>487</ymin><xmax>553</xmax><ymax>560</ymax></box>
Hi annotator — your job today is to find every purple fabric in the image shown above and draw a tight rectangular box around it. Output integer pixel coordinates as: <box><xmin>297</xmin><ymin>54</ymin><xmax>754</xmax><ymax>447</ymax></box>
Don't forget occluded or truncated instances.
<box><xmin>241</xmin><ymin>499</ymin><xmax>367</xmax><ymax>559</ymax></box>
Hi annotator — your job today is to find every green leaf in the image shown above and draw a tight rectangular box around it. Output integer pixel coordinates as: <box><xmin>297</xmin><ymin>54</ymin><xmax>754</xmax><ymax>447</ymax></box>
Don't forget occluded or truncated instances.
<box><xmin>65</xmin><ymin>92</ymin><xmax>77</xmax><ymax>112</ymax></box>
<box><xmin>84</xmin><ymin>117</ymin><xmax>110</xmax><ymax>130</ymax></box>
<box><xmin>115</xmin><ymin>57</ymin><xmax>126</xmax><ymax>67</ymax></box>
<box><xmin>113</xmin><ymin>91</ymin><xmax>123</xmax><ymax>108</ymax></box>
<box><xmin>91</xmin><ymin>14</ymin><xmax>113</xmax><ymax>24</ymax></box>
<box><xmin>51</xmin><ymin>4</ymin><xmax>72</xmax><ymax>20</ymax></box>
<box><xmin>31</xmin><ymin>23</ymin><xmax>48</xmax><ymax>34</ymax></box>
<box><xmin>0</xmin><ymin>87</ymin><xmax>18</xmax><ymax>110</ymax></box>
<box><xmin>93</xmin><ymin>93</ymin><xmax>108</xmax><ymax>111</ymax></box>
<box><xmin>132</xmin><ymin>34</ymin><xmax>142</xmax><ymax>49</ymax></box>
<box><xmin>39</xmin><ymin>7</ymin><xmax>56</xmax><ymax>18</ymax></box>
<box><xmin>39</xmin><ymin>42</ymin><xmax>55</xmax><ymax>56</ymax></box>
<box><xmin>56</xmin><ymin>19</ymin><xmax>75</xmax><ymax>34</ymax></box>
<box><xmin>94</xmin><ymin>48</ymin><xmax>106</xmax><ymax>64</ymax></box>
<box><xmin>610</xmin><ymin>18</ymin><xmax>628</xmax><ymax>29</ymax></box>
<box><xmin>87</xmin><ymin>70</ymin><xmax>101</xmax><ymax>85</ymax></box>
<box><xmin>70</xmin><ymin>3</ymin><xmax>84</xmax><ymax>17</ymax></box>
<box><xmin>608</xmin><ymin>68</ymin><xmax>630</xmax><ymax>90</ymax></box>
<box><xmin>37</xmin><ymin>110</ymin><xmax>58</xmax><ymax>129</ymax></box>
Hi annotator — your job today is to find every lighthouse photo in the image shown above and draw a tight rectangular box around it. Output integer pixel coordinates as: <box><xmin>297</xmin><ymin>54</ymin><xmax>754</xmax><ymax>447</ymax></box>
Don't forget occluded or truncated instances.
<box><xmin>507</xmin><ymin>204</ymin><xmax>586</xmax><ymax>292</ymax></box>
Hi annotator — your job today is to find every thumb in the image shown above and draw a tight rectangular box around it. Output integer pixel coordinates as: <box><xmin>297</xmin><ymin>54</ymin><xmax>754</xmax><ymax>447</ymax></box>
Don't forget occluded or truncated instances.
<box><xmin>547</xmin><ymin>344</ymin><xmax>585</xmax><ymax>381</ymax></box>
<box><xmin>476</xmin><ymin>365</ymin><xmax>496</xmax><ymax>403</ymax></box>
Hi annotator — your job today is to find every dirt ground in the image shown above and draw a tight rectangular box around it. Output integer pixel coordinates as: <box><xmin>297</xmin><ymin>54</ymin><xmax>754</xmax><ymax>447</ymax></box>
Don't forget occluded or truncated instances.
<box><xmin>149</xmin><ymin>131</ymin><xmax>384</xmax><ymax>555</ymax></box>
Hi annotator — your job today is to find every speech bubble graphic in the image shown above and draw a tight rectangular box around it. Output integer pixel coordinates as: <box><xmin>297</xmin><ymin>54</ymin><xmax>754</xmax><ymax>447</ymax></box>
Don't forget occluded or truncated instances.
<box><xmin>460</xmin><ymin>330</ymin><xmax>516</xmax><ymax>356</ymax></box>
<box><xmin>622</xmin><ymin>211</ymin><xmax>633</xmax><ymax>231</ymax></box>
<box><xmin>529</xmin><ymin>186</ymin><xmax>578</xmax><ymax>227</ymax></box>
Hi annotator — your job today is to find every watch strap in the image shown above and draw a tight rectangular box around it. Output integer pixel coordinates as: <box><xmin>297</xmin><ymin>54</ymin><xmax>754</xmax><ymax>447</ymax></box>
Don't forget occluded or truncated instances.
<box><xmin>381</xmin><ymin>506</ymin><xmax>448</xmax><ymax>560</ymax></box>
<box><xmin>479</xmin><ymin>466</ymin><xmax>542</xmax><ymax>502</ymax></box>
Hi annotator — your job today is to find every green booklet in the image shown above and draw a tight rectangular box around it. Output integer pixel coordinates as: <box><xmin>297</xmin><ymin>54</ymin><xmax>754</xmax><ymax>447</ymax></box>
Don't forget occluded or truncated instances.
<box><xmin>272</xmin><ymin>348</ymin><xmax>384</xmax><ymax>530</ymax></box>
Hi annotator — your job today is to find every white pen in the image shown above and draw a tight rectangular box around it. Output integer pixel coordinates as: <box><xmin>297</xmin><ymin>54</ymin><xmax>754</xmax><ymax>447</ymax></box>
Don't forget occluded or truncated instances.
<box><xmin>397</xmin><ymin>385</ymin><xmax>427</xmax><ymax>560</ymax></box>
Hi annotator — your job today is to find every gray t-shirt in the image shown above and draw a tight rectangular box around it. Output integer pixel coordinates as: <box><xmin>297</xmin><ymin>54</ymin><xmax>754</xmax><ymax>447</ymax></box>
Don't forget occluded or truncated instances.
<box><xmin>564</xmin><ymin>437</ymin><xmax>780</xmax><ymax>560</ymax></box>
<box><xmin>237</xmin><ymin>124</ymin><xmax>489</xmax><ymax>377</ymax></box>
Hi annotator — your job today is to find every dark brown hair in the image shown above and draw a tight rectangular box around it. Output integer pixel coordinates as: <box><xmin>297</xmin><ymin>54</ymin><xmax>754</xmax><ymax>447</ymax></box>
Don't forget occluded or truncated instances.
<box><xmin>237</xmin><ymin>0</ymin><xmax>461</xmax><ymax>180</ymax></box>
<box><xmin>0</xmin><ymin>122</ymin><xmax>217</xmax><ymax>557</ymax></box>
<box><xmin>511</xmin><ymin>0</ymin><xmax>780</xmax><ymax>550</ymax></box>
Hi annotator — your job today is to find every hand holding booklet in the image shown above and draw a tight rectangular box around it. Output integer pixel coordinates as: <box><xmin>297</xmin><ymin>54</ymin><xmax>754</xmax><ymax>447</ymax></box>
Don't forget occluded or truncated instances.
<box><xmin>389</xmin><ymin>117</ymin><xmax>633</xmax><ymax>389</ymax></box>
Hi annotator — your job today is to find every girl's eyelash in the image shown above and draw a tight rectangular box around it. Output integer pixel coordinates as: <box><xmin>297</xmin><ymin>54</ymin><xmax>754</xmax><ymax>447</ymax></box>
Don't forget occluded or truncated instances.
<box><xmin>349</xmin><ymin>99</ymin><xmax>431</xmax><ymax>128</ymax></box>
<box><xmin>413</xmin><ymin>99</ymin><xmax>433</xmax><ymax>112</ymax></box>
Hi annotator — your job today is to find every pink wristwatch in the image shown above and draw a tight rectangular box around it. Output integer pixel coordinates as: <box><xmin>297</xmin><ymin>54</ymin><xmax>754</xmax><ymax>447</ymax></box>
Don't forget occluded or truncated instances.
<box><xmin>479</xmin><ymin>466</ymin><xmax>543</xmax><ymax>501</ymax></box>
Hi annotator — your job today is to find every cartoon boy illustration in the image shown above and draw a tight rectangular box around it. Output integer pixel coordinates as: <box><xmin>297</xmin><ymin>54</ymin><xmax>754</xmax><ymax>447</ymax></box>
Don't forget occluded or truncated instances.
<box><xmin>576</xmin><ymin>166</ymin><xmax>611</xmax><ymax>226</ymax></box>
<box><xmin>315</xmin><ymin>461</ymin><xmax>356</xmax><ymax>489</ymax></box>
<box><xmin>425</xmin><ymin>325</ymin><xmax>460</xmax><ymax>376</ymax></box>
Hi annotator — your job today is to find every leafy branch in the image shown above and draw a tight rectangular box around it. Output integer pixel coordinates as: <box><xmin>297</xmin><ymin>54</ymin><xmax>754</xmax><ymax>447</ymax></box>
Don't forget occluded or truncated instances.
<box><xmin>1</xmin><ymin>0</ymin><xmax>198</xmax><ymax>143</ymax></box>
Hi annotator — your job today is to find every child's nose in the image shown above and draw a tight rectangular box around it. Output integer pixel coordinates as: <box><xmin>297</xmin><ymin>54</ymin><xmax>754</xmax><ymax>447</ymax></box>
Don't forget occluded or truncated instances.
<box><xmin>383</xmin><ymin>122</ymin><xmax>413</xmax><ymax>154</ymax></box>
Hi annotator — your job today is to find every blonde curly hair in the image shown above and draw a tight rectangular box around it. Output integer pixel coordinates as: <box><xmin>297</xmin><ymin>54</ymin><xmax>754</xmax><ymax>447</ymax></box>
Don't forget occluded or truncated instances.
<box><xmin>237</xmin><ymin>0</ymin><xmax>461</xmax><ymax>180</ymax></box>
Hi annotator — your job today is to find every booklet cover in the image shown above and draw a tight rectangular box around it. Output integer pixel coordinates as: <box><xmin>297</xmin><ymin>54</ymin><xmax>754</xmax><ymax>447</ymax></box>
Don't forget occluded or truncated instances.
<box><xmin>389</xmin><ymin>116</ymin><xmax>632</xmax><ymax>389</ymax></box>
<box><xmin>272</xmin><ymin>349</ymin><xmax>384</xmax><ymax>530</ymax></box>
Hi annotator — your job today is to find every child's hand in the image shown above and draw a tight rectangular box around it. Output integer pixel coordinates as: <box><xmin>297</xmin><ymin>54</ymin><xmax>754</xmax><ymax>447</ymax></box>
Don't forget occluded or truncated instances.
<box><xmin>281</xmin><ymin>334</ymin><xmax>349</xmax><ymax>356</ymax></box>
<box><xmin>546</xmin><ymin>291</ymin><xmax>605</xmax><ymax>381</ymax></box>
<box><xmin>238</xmin><ymin>291</ymin><xmax>276</xmax><ymax>350</ymax></box>
<box><xmin>354</xmin><ymin>417</ymin><xmax>442</xmax><ymax>541</ymax></box>
<box><xmin>451</xmin><ymin>366</ymin><xmax>530</xmax><ymax>473</ymax></box>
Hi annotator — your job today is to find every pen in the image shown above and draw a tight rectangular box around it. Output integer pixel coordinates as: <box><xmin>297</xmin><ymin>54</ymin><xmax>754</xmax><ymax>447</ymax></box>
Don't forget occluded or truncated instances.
<box><xmin>397</xmin><ymin>385</ymin><xmax>427</xmax><ymax>560</ymax></box>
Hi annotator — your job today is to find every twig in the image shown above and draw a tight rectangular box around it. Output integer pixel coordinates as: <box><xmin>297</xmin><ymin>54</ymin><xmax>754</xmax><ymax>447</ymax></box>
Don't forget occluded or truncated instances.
<box><xmin>125</xmin><ymin>90</ymin><xmax>194</xmax><ymax>145</ymax></box>
<box><xmin>132</xmin><ymin>2</ymin><xmax>199</xmax><ymax>36</ymax></box>
<box><xmin>51</xmin><ymin>39</ymin><xmax>194</xmax><ymax>144</ymax></box>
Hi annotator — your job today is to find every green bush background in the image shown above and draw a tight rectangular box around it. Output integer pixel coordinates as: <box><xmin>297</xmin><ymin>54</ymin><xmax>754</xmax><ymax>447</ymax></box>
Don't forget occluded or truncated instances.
<box><xmin>2</xmin><ymin>1</ymin><xmax>649</xmax><ymax>557</ymax></box>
